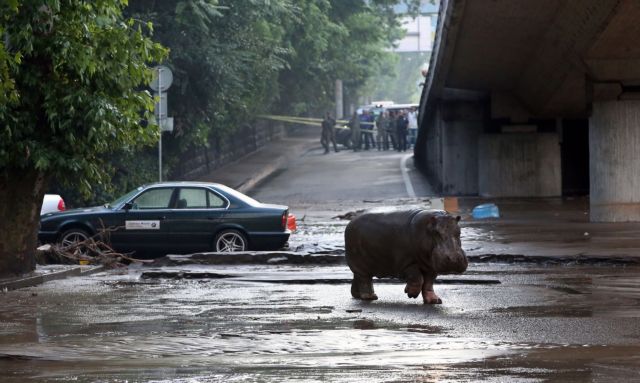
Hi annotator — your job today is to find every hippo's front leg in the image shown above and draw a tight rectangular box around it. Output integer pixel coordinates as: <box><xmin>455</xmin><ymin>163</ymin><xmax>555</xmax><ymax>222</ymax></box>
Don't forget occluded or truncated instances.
<box><xmin>351</xmin><ymin>274</ymin><xmax>378</xmax><ymax>300</ymax></box>
<box><xmin>403</xmin><ymin>265</ymin><xmax>424</xmax><ymax>299</ymax></box>
<box><xmin>421</xmin><ymin>271</ymin><xmax>442</xmax><ymax>304</ymax></box>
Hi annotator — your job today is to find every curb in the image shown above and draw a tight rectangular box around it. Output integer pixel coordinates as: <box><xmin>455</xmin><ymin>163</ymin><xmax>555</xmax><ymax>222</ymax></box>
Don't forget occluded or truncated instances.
<box><xmin>236</xmin><ymin>162</ymin><xmax>280</xmax><ymax>194</ymax></box>
<box><xmin>0</xmin><ymin>265</ymin><xmax>106</xmax><ymax>291</ymax></box>
<box><xmin>237</xmin><ymin>141</ymin><xmax>319</xmax><ymax>194</ymax></box>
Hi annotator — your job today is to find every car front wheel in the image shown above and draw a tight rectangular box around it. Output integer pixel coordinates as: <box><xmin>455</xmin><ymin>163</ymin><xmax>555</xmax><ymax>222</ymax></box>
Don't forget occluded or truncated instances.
<box><xmin>59</xmin><ymin>228</ymin><xmax>90</xmax><ymax>253</ymax></box>
<box><xmin>214</xmin><ymin>229</ymin><xmax>248</xmax><ymax>252</ymax></box>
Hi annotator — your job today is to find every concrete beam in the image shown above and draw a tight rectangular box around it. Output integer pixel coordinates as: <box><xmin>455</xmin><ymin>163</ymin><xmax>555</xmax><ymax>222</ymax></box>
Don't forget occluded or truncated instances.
<box><xmin>516</xmin><ymin>0</ymin><xmax>620</xmax><ymax>115</ymax></box>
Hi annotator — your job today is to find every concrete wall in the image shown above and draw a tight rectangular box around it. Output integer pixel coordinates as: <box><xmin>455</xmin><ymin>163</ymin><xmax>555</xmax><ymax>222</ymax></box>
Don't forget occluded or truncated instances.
<box><xmin>590</xmin><ymin>100</ymin><xmax>640</xmax><ymax>222</ymax></box>
<box><xmin>441</xmin><ymin>109</ymin><xmax>482</xmax><ymax>195</ymax></box>
<box><xmin>478</xmin><ymin>133</ymin><xmax>561</xmax><ymax>197</ymax></box>
<box><xmin>173</xmin><ymin>120</ymin><xmax>286</xmax><ymax>180</ymax></box>
<box><xmin>418</xmin><ymin>100</ymin><xmax>483</xmax><ymax>195</ymax></box>
<box><xmin>442</xmin><ymin>121</ymin><xmax>480</xmax><ymax>195</ymax></box>
<box><xmin>421</xmin><ymin>104</ymin><xmax>444</xmax><ymax>191</ymax></box>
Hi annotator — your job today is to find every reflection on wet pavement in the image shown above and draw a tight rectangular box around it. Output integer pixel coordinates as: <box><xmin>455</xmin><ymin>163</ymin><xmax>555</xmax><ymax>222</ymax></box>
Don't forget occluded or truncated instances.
<box><xmin>1</xmin><ymin>263</ymin><xmax>640</xmax><ymax>382</ymax></box>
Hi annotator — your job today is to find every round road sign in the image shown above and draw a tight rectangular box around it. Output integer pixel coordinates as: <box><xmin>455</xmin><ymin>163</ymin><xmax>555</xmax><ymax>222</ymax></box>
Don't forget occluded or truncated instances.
<box><xmin>150</xmin><ymin>65</ymin><xmax>173</xmax><ymax>92</ymax></box>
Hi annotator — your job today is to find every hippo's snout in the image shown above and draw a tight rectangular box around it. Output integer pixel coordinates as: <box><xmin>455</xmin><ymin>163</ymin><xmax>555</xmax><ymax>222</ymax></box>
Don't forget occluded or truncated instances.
<box><xmin>453</xmin><ymin>250</ymin><xmax>468</xmax><ymax>273</ymax></box>
<box><xmin>432</xmin><ymin>248</ymin><xmax>468</xmax><ymax>274</ymax></box>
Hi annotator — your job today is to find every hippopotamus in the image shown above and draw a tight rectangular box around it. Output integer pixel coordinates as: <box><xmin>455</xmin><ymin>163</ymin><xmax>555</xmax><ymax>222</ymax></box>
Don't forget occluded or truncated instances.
<box><xmin>345</xmin><ymin>209</ymin><xmax>467</xmax><ymax>304</ymax></box>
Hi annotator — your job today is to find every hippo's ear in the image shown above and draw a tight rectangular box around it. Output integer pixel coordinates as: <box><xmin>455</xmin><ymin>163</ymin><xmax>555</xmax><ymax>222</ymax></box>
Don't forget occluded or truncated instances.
<box><xmin>424</xmin><ymin>215</ymin><xmax>438</xmax><ymax>231</ymax></box>
<box><xmin>456</xmin><ymin>215</ymin><xmax>461</xmax><ymax>222</ymax></box>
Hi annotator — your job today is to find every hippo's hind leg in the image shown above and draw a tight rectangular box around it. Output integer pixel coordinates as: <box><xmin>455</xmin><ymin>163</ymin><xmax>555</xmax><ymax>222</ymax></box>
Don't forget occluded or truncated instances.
<box><xmin>351</xmin><ymin>274</ymin><xmax>378</xmax><ymax>300</ymax></box>
<box><xmin>403</xmin><ymin>265</ymin><xmax>424</xmax><ymax>299</ymax></box>
<box><xmin>422</xmin><ymin>271</ymin><xmax>442</xmax><ymax>304</ymax></box>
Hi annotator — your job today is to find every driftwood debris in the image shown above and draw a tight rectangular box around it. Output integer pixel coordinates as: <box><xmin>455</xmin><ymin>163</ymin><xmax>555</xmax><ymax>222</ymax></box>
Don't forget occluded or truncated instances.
<box><xmin>332</xmin><ymin>209</ymin><xmax>366</xmax><ymax>220</ymax></box>
<box><xmin>36</xmin><ymin>224</ymin><xmax>151</xmax><ymax>267</ymax></box>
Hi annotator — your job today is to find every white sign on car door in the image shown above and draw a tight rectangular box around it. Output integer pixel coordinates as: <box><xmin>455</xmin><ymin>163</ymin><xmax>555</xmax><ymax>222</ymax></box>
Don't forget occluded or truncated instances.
<box><xmin>125</xmin><ymin>220</ymin><xmax>161</xmax><ymax>230</ymax></box>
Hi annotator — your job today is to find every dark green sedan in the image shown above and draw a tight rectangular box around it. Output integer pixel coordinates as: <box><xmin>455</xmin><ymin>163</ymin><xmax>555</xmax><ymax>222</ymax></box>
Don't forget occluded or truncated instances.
<box><xmin>39</xmin><ymin>182</ymin><xmax>290</xmax><ymax>254</ymax></box>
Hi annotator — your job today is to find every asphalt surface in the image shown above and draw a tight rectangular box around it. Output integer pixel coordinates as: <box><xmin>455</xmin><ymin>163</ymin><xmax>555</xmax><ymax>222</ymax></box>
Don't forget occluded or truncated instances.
<box><xmin>251</xmin><ymin>139</ymin><xmax>432</xmax><ymax>204</ymax></box>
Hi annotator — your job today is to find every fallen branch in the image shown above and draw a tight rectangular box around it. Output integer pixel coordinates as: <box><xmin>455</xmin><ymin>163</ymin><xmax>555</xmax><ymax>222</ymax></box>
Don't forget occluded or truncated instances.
<box><xmin>332</xmin><ymin>209</ymin><xmax>366</xmax><ymax>220</ymax></box>
<box><xmin>37</xmin><ymin>224</ymin><xmax>152</xmax><ymax>267</ymax></box>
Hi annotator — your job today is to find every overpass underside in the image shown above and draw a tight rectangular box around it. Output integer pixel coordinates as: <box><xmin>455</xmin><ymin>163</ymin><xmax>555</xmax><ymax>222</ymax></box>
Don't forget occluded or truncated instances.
<box><xmin>416</xmin><ymin>0</ymin><xmax>640</xmax><ymax>222</ymax></box>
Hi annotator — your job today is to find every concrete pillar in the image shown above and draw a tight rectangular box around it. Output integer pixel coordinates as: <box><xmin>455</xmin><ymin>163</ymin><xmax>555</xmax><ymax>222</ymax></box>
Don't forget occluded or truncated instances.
<box><xmin>590</xmin><ymin>100</ymin><xmax>640</xmax><ymax>222</ymax></box>
<box><xmin>442</xmin><ymin>122</ymin><xmax>481</xmax><ymax>195</ymax></box>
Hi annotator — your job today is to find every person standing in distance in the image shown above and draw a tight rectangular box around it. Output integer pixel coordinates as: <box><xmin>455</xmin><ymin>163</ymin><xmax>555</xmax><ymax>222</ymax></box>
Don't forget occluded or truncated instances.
<box><xmin>321</xmin><ymin>112</ymin><xmax>339</xmax><ymax>154</ymax></box>
<box><xmin>396</xmin><ymin>110</ymin><xmax>409</xmax><ymax>152</ymax></box>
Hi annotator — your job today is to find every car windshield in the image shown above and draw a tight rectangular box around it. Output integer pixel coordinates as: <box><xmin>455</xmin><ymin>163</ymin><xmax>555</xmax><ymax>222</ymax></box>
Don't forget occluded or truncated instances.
<box><xmin>106</xmin><ymin>187</ymin><xmax>143</xmax><ymax>209</ymax></box>
<box><xmin>215</xmin><ymin>184</ymin><xmax>261</xmax><ymax>206</ymax></box>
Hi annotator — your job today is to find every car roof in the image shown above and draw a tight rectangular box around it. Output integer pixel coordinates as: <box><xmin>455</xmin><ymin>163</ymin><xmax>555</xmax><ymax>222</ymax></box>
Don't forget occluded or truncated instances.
<box><xmin>142</xmin><ymin>181</ymin><xmax>227</xmax><ymax>189</ymax></box>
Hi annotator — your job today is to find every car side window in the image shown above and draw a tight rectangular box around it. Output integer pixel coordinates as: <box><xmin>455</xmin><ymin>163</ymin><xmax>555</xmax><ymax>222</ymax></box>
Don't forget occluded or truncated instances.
<box><xmin>131</xmin><ymin>188</ymin><xmax>174</xmax><ymax>209</ymax></box>
<box><xmin>177</xmin><ymin>188</ymin><xmax>207</xmax><ymax>209</ymax></box>
<box><xmin>208</xmin><ymin>191</ymin><xmax>226</xmax><ymax>208</ymax></box>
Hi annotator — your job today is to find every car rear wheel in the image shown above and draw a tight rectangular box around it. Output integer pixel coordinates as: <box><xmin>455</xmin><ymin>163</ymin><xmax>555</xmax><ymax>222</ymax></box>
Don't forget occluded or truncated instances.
<box><xmin>59</xmin><ymin>229</ymin><xmax>90</xmax><ymax>253</ymax></box>
<box><xmin>214</xmin><ymin>230</ymin><xmax>248</xmax><ymax>252</ymax></box>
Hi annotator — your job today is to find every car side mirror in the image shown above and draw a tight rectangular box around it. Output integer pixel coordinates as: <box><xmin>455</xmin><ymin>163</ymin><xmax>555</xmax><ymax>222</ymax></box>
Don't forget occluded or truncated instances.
<box><xmin>123</xmin><ymin>202</ymin><xmax>133</xmax><ymax>211</ymax></box>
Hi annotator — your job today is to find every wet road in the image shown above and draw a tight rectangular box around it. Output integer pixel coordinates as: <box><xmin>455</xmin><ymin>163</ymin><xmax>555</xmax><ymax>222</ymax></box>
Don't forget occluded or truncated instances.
<box><xmin>2</xmin><ymin>263</ymin><xmax>640</xmax><ymax>382</ymax></box>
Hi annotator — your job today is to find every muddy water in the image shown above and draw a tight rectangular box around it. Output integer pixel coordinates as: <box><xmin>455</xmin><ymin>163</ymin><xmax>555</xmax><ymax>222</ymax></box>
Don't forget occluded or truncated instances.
<box><xmin>1</xmin><ymin>263</ymin><xmax>640</xmax><ymax>382</ymax></box>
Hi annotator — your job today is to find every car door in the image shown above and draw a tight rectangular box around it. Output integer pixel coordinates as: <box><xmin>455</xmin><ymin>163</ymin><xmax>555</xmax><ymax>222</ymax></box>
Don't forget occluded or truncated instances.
<box><xmin>116</xmin><ymin>187</ymin><xmax>176</xmax><ymax>253</ymax></box>
<box><xmin>166</xmin><ymin>187</ymin><xmax>228</xmax><ymax>253</ymax></box>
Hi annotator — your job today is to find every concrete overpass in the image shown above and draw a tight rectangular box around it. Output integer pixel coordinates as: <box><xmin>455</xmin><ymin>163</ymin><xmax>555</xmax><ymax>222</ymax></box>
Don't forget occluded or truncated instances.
<box><xmin>416</xmin><ymin>0</ymin><xmax>640</xmax><ymax>222</ymax></box>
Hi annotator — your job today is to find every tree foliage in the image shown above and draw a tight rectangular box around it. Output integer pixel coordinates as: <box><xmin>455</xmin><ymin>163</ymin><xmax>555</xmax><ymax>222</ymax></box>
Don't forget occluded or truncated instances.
<box><xmin>0</xmin><ymin>0</ymin><xmax>167</xmax><ymax>194</ymax></box>
<box><xmin>126</xmin><ymin>0</ymin><xmax>291</xmax><ymax>151</ymax></box>
<box><xmin>0</xmin><ymin>1</ymin><xmax>20</xmax><ymax>114</ymax></box>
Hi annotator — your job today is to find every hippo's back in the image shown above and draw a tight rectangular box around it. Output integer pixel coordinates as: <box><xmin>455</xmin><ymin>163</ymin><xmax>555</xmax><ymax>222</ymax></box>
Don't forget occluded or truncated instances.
<box><xmin>345</xmin><ymin>209</ymin><xmax>422</xmax><ymax>277</ymax></box>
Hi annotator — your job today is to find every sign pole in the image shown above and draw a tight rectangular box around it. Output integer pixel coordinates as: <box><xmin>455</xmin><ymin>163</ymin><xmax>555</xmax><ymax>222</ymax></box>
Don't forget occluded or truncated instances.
<box><xmin>150</xmin><ymin>65</ymin><xmax>172</xmax><ymax>183</ymax></box>
<box><xmin>158</xmin><ymin>68</ymin><xmax>162</xmax><ymax>182</ymax></box>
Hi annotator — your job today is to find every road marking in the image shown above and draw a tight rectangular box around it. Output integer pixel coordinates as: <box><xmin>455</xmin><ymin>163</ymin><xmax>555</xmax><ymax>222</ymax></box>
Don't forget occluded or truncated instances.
<box><xmin>401</xmin><ymin>153</ymin><xmax>416</xmax><ymax>198</ymax></box>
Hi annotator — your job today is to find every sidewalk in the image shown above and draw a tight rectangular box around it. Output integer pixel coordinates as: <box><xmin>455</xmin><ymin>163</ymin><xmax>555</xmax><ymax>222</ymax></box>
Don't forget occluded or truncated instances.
<box><xmin>197</xmin><ymin>127</ymin><xmax>319</xmax><ymax>194</ymax></box>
